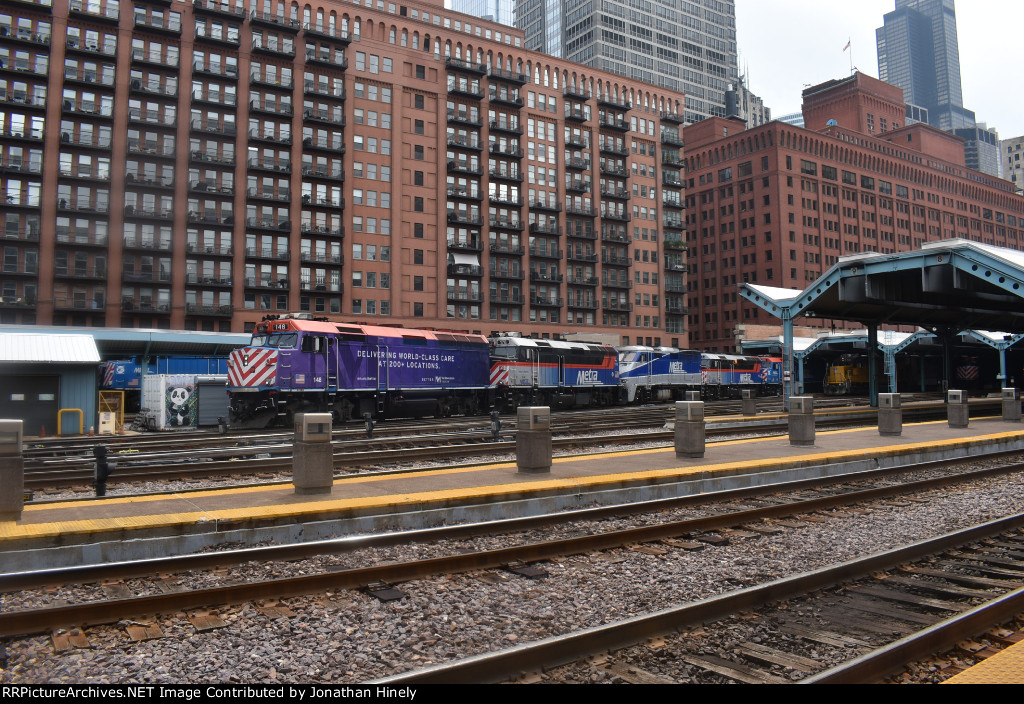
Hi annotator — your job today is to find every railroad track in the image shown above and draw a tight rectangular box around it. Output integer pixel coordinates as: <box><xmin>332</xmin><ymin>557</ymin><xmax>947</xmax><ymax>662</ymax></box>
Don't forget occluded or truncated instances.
<box><xmin>381</xmin><ymin>516</ymin><xmax>1024</xmax><ymax>684</ymax></box>
<box><xmin>3</xmin><ymin>453</ymin><xmax>1021</xmax><ymax>651</ymax></box>
<box><xmin>20</xmin><ymin>400</ymin><xmax>993</xmax><ymax>490</ymax></box>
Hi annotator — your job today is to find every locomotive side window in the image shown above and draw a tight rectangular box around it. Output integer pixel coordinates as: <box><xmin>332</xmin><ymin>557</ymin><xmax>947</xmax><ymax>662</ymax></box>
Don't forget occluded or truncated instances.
<box><xmin>301</xmin><ymin>335</ymin><xmax>327</xmax><ymax>353</ymax></box>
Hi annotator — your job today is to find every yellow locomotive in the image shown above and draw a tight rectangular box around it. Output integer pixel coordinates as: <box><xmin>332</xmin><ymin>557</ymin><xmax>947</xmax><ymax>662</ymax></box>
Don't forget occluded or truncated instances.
<box><xmin>823</xmin><ymin>355</ymin><xmax>869</xmax><ymax>395</ymax></box>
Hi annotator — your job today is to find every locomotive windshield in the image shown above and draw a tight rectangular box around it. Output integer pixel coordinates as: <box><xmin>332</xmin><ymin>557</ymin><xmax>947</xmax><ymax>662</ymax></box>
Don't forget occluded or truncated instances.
<box><xmin>266</xmin><ymin>332</ymin><xmax>298</xmax><ymax>348</ymax></box>
<box><xmin>490</xmin><ymin>345</ymin><xmax>517</xmax><ymax>360</ymax></box>
<box><xmin>250</xmin><ymin>334</ymin><xmax>268</xmax><ymax>346</ymax></box>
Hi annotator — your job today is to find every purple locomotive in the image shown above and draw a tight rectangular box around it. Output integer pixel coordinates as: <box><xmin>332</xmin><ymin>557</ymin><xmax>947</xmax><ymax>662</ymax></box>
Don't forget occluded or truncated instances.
<box><xmin>227</xmin><ymin>314</ymin><xmax>492</xmax><ymax>427</ymax></box>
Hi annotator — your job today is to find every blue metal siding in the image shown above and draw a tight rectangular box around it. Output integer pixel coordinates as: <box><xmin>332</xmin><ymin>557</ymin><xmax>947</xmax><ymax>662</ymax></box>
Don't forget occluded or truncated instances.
<box><xmin>60</xmin><ymin>368</ymin><xmax>98</xmax><ymax>434</ymax></box>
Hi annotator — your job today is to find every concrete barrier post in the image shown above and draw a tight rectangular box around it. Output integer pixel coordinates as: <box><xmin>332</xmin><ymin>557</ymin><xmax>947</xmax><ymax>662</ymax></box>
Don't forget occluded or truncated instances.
<box><xmin>517</xmin><ymin>406</ymin><xmax>552</xmax><ymax>473</ymax></box>
<box><xmin>878</xmin><ymin>393</ymin><xmax>902</xmax><ymax>437</ymax></box>
<box><xmin>674</xmin><ymin>401</ymin><xmax>705</xmax><ymax>459</ymax></box>
<box><xmin>788</xmin><ymin>396</ymin><xmax>815</xmax><ymax>446</ymax></box>
<box><xmin>292</xmin><ymin>412</ymin><xmax>334</xmax><ymax>494</ymax></box>
<box><xmin>947</xmin><ymin>389</ymin><xmax>969</xmax><ymax>429</ymax></box>
<box><xmin>1002</xmin><ymin>388</ymin><xmax>1022</xmax><ymax>422</ymax></box>
<box><xmin>741</xmin><ymin>389</ymin><xmax>756</xmax><ymax>416</ymax></box>
<box><xmin>0</xmin><ymin>419</ymin><xmax>24</xmax><ymax>520</ymax></box>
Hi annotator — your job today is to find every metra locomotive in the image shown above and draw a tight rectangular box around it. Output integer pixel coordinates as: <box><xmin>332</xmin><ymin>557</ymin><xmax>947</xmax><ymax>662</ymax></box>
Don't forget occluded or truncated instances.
<box><xmin>227</xmin><ymin>314</ymin><xmax>783</xmax><ymax>427</ymax></box>
<box><xmin>227</xmin><ymin>315</ymin><xmax>491</xmax><ymax>427</ymax></box>
<box><xmin>489</xmin><ymin>335</ymin><xmax>620</xmax><ymax>409</ymax></box>
<box><xmin>618</xmin><ymin>347</ymin><xmax>782</xmax><ymax>402</ymax></box>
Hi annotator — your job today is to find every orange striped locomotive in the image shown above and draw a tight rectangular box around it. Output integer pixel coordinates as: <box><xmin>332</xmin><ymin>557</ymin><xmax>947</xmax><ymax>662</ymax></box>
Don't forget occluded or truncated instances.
<box><xmin>227</xmin><ymin>314</ymin><xmax>492</xmax><ymax>427</ymax></box>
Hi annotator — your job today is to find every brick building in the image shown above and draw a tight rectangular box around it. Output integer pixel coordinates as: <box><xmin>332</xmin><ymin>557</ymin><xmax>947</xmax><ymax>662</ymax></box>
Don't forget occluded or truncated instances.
<box><xmin>682</xmin><ymin>73</ymin><xmax>1024</xmax><ymax>352</ymax></box>
<box><xmin>0</xmin><ymin>0</ymin><xmax>686</xmax><ymax>345</ymax></box>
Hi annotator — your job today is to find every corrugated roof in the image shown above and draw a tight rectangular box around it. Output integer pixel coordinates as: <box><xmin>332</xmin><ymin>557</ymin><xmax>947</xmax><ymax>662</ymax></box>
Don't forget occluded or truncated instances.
<box><xmin>0</xmin><ymin>333</ymin><xmax>101</xmax><ymax>364</ymax></box>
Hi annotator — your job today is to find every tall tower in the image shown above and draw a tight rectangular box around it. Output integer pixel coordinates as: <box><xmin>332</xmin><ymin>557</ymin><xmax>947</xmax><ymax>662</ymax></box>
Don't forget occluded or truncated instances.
<box><xmin>449</xmin><ymin>0</ymin><xmax>516</xmax><ymax>27</ymax></box>
<box><xmin>516</xmin><ymin>0</ymin><xmax>742</xmax><ymax>124</ymax></box>
<box><xmin>876</xmin><ymin>0</ymin><xmax>975</xmax><ymax>130</ymax></box>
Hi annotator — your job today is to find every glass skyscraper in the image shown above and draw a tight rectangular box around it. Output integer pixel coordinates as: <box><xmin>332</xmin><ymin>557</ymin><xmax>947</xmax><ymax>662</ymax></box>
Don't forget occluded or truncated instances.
<box><xmin>515</xmin><ymin>0</ymin><xmax>739</xmax><ymax>124</ymax></box>
<box><xmin>448</xmin><ymin>0</ymin><xmax>516</xmax><ymax>27</ymax></box>
<box><xmin>876</xmin><ymin>0</ymin><xmax>976</xmax><ymax>130</ymax></box>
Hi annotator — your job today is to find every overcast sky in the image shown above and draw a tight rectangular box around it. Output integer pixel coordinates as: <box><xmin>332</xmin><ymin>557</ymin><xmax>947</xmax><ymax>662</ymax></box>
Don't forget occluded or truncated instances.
<box><xmin>736</xmin><ymin>0</ymin><xmax>1023</xmax><ymax>139</ymax></box>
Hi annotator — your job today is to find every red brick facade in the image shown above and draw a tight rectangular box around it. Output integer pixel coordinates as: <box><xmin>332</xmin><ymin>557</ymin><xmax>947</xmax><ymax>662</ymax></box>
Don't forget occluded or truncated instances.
<box><xmin>0</xmin><ymin>0</ymin><xmax>686</xmax><ymax>345</ymax></box>
<box><xmin>682</xmin><ymin>76</ymin><xmax>1024</xmax><ymax>351</ymax></box>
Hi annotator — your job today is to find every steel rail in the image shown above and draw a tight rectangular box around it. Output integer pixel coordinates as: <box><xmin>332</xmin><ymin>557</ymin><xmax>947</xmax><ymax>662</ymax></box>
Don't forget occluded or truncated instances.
<box><xmin>370</xmin><ymin>514</ymin><xmax>1024</xmax><ymax>684</ymax></box>
<box><xmin>2</xmin><ymin>460</ymin><xmax>1022</xmax><ymax>638</ymax></box>
<box><xmin>10</xmin><ymin>450</ymin><xmax>1021</xmax><ymax>590</ymax></box>
<box><xmin>803</xmin><ymin>586</ymin><xmax>1024</xmax><ymax>683</ymax></box>
<box><xmin>21</xmin><ymin>404</ymin><xmax>971</xmax><ymax>489</ymax></box>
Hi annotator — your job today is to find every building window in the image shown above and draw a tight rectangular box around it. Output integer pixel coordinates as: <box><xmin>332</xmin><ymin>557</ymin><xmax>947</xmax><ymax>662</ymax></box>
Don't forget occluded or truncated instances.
<box><xmin>414</xmin><ymin>119</ymin><xmax>424</xmax><ymax>135</ymax></box>
<box><xmin>414</xmin><ymin>197</ymin><xmax>423</xmax><ymax>212</ymax></box>
<box><xmin>414</xmin><ymin>145</ymin><xmax>424</xmax><ymax>160</ymax></box>
<box><xmin>414</xmin><ymin>171</ymin><xmax>424</xmax><ymax>186</ymax></box>
<box><xmin>414</xmin><ymin>249</ymin><xmax>423</xmax><ymax>264</ymax></box>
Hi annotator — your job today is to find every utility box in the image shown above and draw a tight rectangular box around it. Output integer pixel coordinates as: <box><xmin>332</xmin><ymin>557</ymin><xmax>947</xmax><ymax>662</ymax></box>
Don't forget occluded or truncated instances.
<box><xmin>878</xmin><ymin>393</ymin><xmax>902</xmax><ymax>437</ymax></box>
<box><xmin>0</xmin><ymin>419</ymin><xmax>24</xmax><ymax>519</ymax></box>
<box><xmin>298</xmin><ymin>412</ymin><xmax>332</xmax><ymax>442</ymax></box>
<box><xmin>788</xmin><ymin>396</ymin><xmax>815</xmax><ymax>446</ymax></box>
<box><xmin>0</xmin><ymin>419</ymin><xmax>24</xmax><ymax>455</ymax></box>
<box><xmin>740</xmin><ymin>388</ymin><xmax>756</xmax><ymax>416</ymax></box>
<box><xmin>517</xmin><ymin>406</ymin><xmax>551</xmax><ymax>431</ymax></box>
<box><xmin>879</xmin><ymin>393</ymin><xmax>901</xmax><ymax>409</ymax></box>
<box><xmin>674</xmin><ymin>401</ymin><xmax>705</xmax><ymax>459</ymax></box>
<box><xmin>98</xmin><ymin>412</ymin><xmax>117</xmax><ymax>435</ymax></box>
<box><xmin>292</xmin><ymin>412</ymin><xmax>334</xmax><ymax>495</ymax></box>
<box><xmin>1002</xmin><ymin>388</ymin><xmax>1022</xmax><ymax>422</ymax></box>
<box><xmin>516</xmin><ymin>406</ymin><xmax>552</xmax><ymax>473</ymax></box>
<box><xmin>947</xmin><ymin>389</ymin><xmax>969</xmax><ymax>428</ymax></box>
<box><xmin>789</xmin><ymin>396</ymin><xmax>814</xmax><ymax>415</ymax></box>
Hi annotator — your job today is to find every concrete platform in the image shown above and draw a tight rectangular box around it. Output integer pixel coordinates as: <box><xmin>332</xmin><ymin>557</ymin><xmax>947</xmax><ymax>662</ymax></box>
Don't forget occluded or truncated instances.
<box><xmin>944</xmin><ymin>637</ymin><xmax>1024</xmax><ymax>684</ymax></box>
<box><xmin>1</xmin><ymin>416</ymin><xmax>1022</xmax><ymax>570</ymax></box>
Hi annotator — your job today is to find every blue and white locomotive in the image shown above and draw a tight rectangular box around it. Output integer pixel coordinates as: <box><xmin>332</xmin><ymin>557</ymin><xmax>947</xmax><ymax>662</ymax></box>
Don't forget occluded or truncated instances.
<box><xmin>618</xmin><ymin>346</ymin><xmax>703</xmax><ymax>403</ymax></box>
<box><xmin>619</xmin><ymin>346</ymin><xmax>783</xmax><ymax>402</ymax></box>
<box><xmin>488</xmin><ymin>334</ymin><xmax>620</xmax><ymax>409</ymax></box>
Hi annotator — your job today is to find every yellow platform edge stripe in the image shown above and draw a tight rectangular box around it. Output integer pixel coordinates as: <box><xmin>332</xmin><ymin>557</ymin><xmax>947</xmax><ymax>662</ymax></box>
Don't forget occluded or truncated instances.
<box><xmin>943</xmin><ymin>639</ymin><xmax>1024</xmax><ymax>684</ymax></box>
<box><xmin>3</xmin><ymin>426</ymin><xmax>1022</xmax><ymax>541</ymax></box>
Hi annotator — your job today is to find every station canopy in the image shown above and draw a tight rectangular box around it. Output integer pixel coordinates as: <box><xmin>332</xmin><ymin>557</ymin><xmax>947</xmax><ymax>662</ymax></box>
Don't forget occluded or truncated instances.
<box><xmin>741</xmin><ymin>239</ymin><xmax>1024</xmax><ymax>333</ymax></box>
<box><xmin>0</xmin><ymin>325</ymin><xmax>249</xmax><ymax>359</ymax></box>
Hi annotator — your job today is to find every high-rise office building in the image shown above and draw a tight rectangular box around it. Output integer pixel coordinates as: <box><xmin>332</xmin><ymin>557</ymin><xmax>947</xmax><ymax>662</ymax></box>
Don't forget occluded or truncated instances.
<box><xmin>448</xmin><ymin>0</ymin><xmax>514</xmax><ymax>27</ymax></box>
<box><xmin>1002</xmin><ymin>135</ymin><xmax>1024</xmax><ymax>195</ymax></box>
<box><xmin>876</xmin><ymin>0</ymin><xmax>976</xmax><ymax>131</ymax></box>
<box><xmin>515</xmin><ymin>0</ymin><xmax>741</xmax><ymax>125</ymax></box>
<box><xmin>953</xmin><ymin>124</ymin><xmax>1001</xmax><ymax>178</ymax></box>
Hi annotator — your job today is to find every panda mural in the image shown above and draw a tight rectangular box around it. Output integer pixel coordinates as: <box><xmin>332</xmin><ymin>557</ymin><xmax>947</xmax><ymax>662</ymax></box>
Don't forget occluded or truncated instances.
<box><xmin>166</xmin><ymin>383</ymin><xmax>197</xmax><ymax>427</ymax></box>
